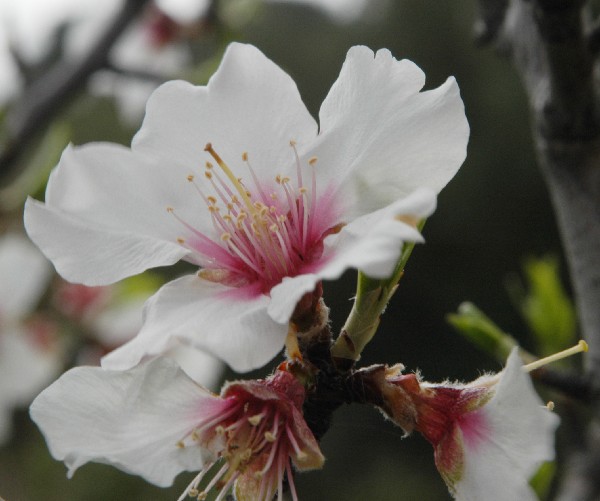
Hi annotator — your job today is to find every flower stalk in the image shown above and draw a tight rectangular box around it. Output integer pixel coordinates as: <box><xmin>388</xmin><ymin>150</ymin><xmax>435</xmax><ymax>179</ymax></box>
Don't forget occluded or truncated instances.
<box><xmin>331</xmin><ymin>220</ymin><xmax>424</xmax><ymax>364</ymax></box>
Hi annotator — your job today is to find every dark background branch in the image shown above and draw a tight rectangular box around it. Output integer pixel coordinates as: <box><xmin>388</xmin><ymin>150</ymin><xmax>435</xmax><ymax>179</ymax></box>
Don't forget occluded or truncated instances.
<box><xmin>0</xmin><ymin>0</ymin><xmax>151</xmax><ymax>187</ymax></box>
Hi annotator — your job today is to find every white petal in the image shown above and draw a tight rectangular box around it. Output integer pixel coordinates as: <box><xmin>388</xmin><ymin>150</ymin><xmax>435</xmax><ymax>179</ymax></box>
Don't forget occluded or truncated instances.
<box><xmin>132</xmin><ymin>43</ymin><xmax>318</xmax><ymax>180</ymax></box>
<box><xmin>25</xmin><ymin>198</ymin><xmax>188</xmax><ymax>286</ymax></box>
<box><xmin>101</xmin><ymin>275</ymin><xmax>287</xmax><ymax>373</ymax></box>
<box><xmin>268</xmin><ymin>273</ymin><xmax>321</xmax><ymax>325</ymax></box>
<box><xmin>30</xmin><ymin>358</ymin><xmax>215</xmax><ymax>486</ymax></box>
<box><xmin>315</xmin><ymin>46</ymin><xmax>469</xmax><ymax>218</ymax></box>
<box><xmin>169</xmin><ymin>344</ymin><xmax>225</xmax><ymax>392</ymax></box>
<box><xmin>268</xmin><ymin>189</ymin><xmax>434</xmax><ymax>324</ymax></box>
<box><xmin>453</xmin><ymin>349</ymin><xmax>559</xmax><ymax>501</ymax></box>
<box><xmin>319</xmin><ymin>188</ymin><xmax>435</xmax><ymax>279</ymax></box>
<box><xmin>23</xmin><ymin>140</ymin><xmax>201</xmax><ymax>285</ymax></box>
<box><xmin>0</xmin><ymin>233</ymin><xmax>52</xmax><ymax>318</ymax></box>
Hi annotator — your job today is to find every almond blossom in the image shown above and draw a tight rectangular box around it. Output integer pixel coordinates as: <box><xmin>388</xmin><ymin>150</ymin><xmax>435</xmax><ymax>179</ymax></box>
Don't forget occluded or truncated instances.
<box><xmin>379</xmin><ymin>349</ymin><xmax>559</xmax><ymax>501</ymax></box>
<box><xmin>0</xmin><ymin>233</ymin><xmax>62</xmax><ymax>444</ymax></box>
<box><xmin>25</xmin><ymin>42</ymin><xmax>469</xmax><ymax>372</ymax></box>
<box><xmin>30</xmin><ymin>358</ymin><xmax>324</xmax><ymax>500</ymax></box>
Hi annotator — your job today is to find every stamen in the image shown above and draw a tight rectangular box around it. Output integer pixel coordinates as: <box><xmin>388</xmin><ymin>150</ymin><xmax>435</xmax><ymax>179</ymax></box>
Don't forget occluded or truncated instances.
<box><xmin>523</xmin><ymin>340</ymin><xmax>588</xmax><ymax>372</ymax></box>
<box><xmin>205</xmin><ymin>143</ymin><xmax>254</xmax><ymax>214</ymax></box>
<box><xmin>243</xmin><ymin>151</ymin><xmax>269</xmax><ymax>203</ymax></box>
<box><xmin>546</xmin><ymin>401</ymin><xmax>555</xmax><ymax>411</ymax></box>
<box><xmin>286</xmin><ymin>460</ymin><xmax>299</xmax><ymax>501</ymax></box>
<box><xmin>285</xmin><ymin>425</ymin><xmax>307</xmax><ymax>461</ymax></box>
<box><xmin>200</xmin><ymin>462</ymin><xmax>228</xmax><ymax>499</ymax></box>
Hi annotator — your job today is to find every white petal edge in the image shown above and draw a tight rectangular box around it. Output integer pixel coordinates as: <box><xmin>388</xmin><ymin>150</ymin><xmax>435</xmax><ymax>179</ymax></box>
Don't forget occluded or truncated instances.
<box><xmin>101</xmin><ymin>275</ymin><xmax>288</xmax><ymax>373</ymax></box>
<box><xmin>30</xmin><ymin>357</ymin><xmax>216</xmax><ymax>486</ymax></box>
<box><xmin>132</xmin><ymin>43</ymin><xmax>318</xmax><ymax>180</ymax></box>
<box><xmin>313</xmin><ymin>46</ymin><xmax>469</xmax><ymax>218</ymax></box>
<box><xmin>25</xmin><ymin>198</ymin><xmax>188</xmax><ymax>286</ymax></box>
<box><xmin>452</xmin><ymin>349</ymin><xmax>559</xmax><ymax>501</ymax></box>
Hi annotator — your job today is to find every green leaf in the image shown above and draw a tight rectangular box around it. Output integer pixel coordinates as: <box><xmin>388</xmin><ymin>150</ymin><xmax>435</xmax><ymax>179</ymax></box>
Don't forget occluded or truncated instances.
<box><xmin>507</xmin><ymin>256</ymin><xmax>576</xmax><ymax>356</ymax></box>
<box><xmin>529</xmin><ymin>461</ymin><xmax>556</xmax><ymax>500</ymax></box>
<box><xmin>447</xmin><ymin>302</ymin><xmax>525</xmax><ymax>363</ymax></box>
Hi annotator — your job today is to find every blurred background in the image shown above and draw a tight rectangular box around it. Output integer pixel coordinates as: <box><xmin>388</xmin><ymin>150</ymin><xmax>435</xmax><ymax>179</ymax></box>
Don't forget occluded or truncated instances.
<box><xmin>0</xmin><ymin>0</ymin><xmax>574</xmax><ymax>499</ymax></box>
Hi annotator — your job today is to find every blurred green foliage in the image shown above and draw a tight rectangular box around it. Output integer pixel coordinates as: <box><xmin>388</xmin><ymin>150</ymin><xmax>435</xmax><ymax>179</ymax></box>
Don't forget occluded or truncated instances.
<box><xmin>507</xmin><ymin>256</ymin><xmax>577</xmax><ymax>356</ymax></box>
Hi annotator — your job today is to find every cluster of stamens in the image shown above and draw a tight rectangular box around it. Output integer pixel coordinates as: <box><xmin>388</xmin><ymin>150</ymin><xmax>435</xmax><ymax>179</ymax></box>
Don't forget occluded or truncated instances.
<box><xmin>177</xmin><ymin>394</ymin><xmax>306</xmax><ymax>501</ymax></box>
<box><xmin>168</xmin><ymin>141</ymin><xmax>326</xmax><ymax>292</ymax></box>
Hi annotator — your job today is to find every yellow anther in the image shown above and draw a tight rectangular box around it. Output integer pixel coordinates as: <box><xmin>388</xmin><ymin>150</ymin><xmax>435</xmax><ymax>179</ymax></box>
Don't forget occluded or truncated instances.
<box><xmin>177</xmin><ymin>238</ymin><xmax>185</xmax><ymax>245</ymax></box>
<box><xmin>300</xmin><ymin>187</ymin><xmax>308</xmax><ymax>194</ymax></box>
<box><xmin>248</xmin><ymin>414</ymin><xmax>263</xmax><ymax>426</ymax></box>
<box><xmin>204</xmin><ymin>171</ymin><xmax>213</xmax><ymax>179</ymax></box>
<box><xmin>270</xmin><ymin>224</ymin><xmax>278</xmax><ymax>233</ymax></box>
<box><xmin>166</xmin><ymin>206</ymin><xmax>174</xmax><ymax>213</ymax></box>
<box><xmin>264</xmin><ymin>431</ymin><xmax>276</xmax><ymax>442</ymax></box>
<box><xmin>281</xmin><ymin>176</ymin><xmax>290</xmax><ymax>184</ymax></box>
<box><xmin>176</xmin><ymin>440</ymin><xmax>185</xmax><ymax>448</ymax></box>
<box><xmin>188</xmin><ymin>488</ymin><xmax>199</xmax><ymax>497</ymax></box>
<box><xmin>289</xmin><ymin>139</ymin><xmax>297</xmax><ymax>146</ymax></box>
<box><xmin>276</xmin><ymin>175</ymin><xmax>282</xmax><ymax>184</ymax></box>
<box><xmin>223</xmin><ymin>214</ymin><xmax>233</xmax><ymax>222</ymax></box>
<box><xmin>205</xmin><ymin>161</ymin><xmax>213</xmax><ymax>169</ymax></box>
<box><xmin>187</xmin><ymin>174</ymin><xmax>195</xmax><ymax>182</ymax></box>
<box><xmin>197</xmin><ymin>493</ymin><xmax>208</xmax><ymax>501</ymax></box>
<box><xmin>242</xmin><ymin>152</ymin><xmax>248</xmax><ymax>161</ymax></box>
<box><xmin>221</xmin><ymin>233</ymin><xmax>232</xmax><ymax>242</ymax></box>
<box><xmin>207</xmin><ymin>196</ymin><xmax>217</xmax><ymax>205</ymax></box>
<box><xmin>308</xmin><ymin>156</ymin><xmax>318</xmax><ymax>165</ymax></box>
<box><xmin>296</xmin><ymin>450</ymin><xmax>308</xmax><ymax>461</ymax></box>
<box><xmin>546</xmin><ymin>401</ymin><xmax>555</xmax><ymax>411</ymax></box>
<box><xmin>215</xmin><ymin>425</ymin><xmax>225</xmax><ymax>435</ymax></box>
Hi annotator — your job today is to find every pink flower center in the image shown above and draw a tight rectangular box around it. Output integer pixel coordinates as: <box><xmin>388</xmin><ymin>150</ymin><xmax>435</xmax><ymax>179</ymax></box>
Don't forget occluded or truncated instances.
<box><xmin>168</xmin><ymin>142</ymin><xmax>341</xmax><ymax>297</ymax></box>
<box><xmin>178</xmin><ymin>374</ymin><xmax>314</xmax><ymax>501</ymax></box>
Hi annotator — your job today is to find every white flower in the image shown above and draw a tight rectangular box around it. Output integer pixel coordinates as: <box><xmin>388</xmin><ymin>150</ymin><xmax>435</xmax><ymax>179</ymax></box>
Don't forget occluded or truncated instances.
<box><xmin>30</xmin><ymin>358</ymin><xmax>324</xmax><ymax>500</ymax></box>
<box><xmin>0</xmin><ymin>233</ymin><xmax>60</xmax><ymax>444</ymax></box>
<box><xmin>382</xmin><ymin>349</ymin><xmax>559</xmax><ymax>501</ymax></box>
<box><xmin>25</xmin><ymin>42</ymin><xmax>469</xmax><ymax>372</ymax></box>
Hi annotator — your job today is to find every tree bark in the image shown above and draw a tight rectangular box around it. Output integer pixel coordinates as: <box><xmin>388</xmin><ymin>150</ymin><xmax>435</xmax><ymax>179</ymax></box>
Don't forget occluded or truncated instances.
<box><xmin>476</xmin><ymin>1</ymin><xmax>600</xmax><ymax>498</ymax></box>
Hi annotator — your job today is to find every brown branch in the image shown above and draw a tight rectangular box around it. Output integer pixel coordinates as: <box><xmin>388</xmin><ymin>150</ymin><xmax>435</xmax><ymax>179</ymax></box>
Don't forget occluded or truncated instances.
<box><xmin>475</xmin><ymin>1</ymin><xmax>600</xmax><ymax>498</ymax></box>
<box><xmin>0</xmin><ymin>0</ymin><xmax>151</xmax><ymax>187</ymax></box>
